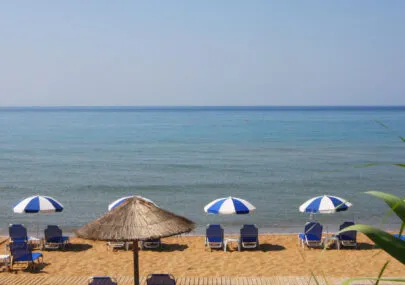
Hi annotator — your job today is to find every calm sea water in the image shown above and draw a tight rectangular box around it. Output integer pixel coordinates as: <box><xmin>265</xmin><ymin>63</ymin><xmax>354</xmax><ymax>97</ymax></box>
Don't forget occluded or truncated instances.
<box><xmin>0</xmin><ymin>107</ymin><xmax>404</xmax><ymax>236</ymax></box>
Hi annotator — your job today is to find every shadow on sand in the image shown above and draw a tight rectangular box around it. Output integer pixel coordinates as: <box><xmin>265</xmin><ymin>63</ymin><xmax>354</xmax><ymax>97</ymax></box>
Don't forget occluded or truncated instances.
<box><xmin>258</xmin><ymin>243</ymin><xmax>286</xmax><ymax>252</ymax></box>
<box><xmin>152</xmin><ymin>243</ymin><xmax>189</xmax><ymax>252</ymax></box>
<box><xmin>352</xmin><ymin>242</ymin><xmax>374</xmax><ymax>250</ymax></box>
<box><xmin>59</xmin><ymin>243</ymin><xmax>93</xmax><ymax>252</ymax></box>
<box><xmin>11</xmin><ymin>262</ymin><xmax>50</xmax><ymax>274</ymax></box>
<box><xmin>111</xmin><ymin>243</ymin><xmax>189</xmax><ymax>252</ymax></box>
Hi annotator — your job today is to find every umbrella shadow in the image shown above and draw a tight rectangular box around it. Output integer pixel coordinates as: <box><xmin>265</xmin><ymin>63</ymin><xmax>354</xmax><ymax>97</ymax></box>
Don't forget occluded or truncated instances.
<box><xmin>258</xmin><ymin>243</ymin><xmax>286</xmax><ymax>252</ymax></box>
<box><xmin>157</xmin><ymin>243</ymin><xmax>188</xmax><ymax>252</ymax></box>
<box><xmin>61</xmin><ymin>243</ymin><xmax>93</xmax><ymax>252</ymax></box>
<box><xmin>352</xmin><ymin>242</ymin><xmax>374</xmax><ymax>250</ymax></box>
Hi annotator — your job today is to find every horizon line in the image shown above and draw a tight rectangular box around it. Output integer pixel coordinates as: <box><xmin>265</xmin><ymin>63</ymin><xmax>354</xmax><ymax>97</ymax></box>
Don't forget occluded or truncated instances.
<box><xmin>1</xmin><ymin>105</ymin><xmax>405</xmax><ymax>108</ymax></box>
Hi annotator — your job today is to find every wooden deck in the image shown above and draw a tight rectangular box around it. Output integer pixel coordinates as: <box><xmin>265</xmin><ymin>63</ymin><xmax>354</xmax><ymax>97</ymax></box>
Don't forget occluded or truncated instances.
<box><xmin>0</xmin><ymin>275</ymin><xmax>400</xmax><ymax>285</ymax></box>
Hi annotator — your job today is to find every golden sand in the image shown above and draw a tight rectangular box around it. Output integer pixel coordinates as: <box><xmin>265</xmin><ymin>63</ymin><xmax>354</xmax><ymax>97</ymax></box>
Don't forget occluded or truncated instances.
<box><xmin>3</xmin><ymin>234</ymin><xmax>404</xmax><ymax>278</ymax></box>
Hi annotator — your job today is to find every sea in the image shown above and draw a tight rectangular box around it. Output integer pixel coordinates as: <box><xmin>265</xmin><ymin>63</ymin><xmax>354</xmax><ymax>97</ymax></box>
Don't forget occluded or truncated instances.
<box><xmin>0</xmin><ymin>106</ymin><xmax>404</xmax><ymax>236</ymax></box>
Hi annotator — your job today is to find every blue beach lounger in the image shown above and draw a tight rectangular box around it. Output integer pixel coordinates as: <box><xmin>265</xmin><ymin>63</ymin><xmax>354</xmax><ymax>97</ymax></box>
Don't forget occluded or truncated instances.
<box><xmin>298</xmin><ymin>221</ymin><xmax>323</xmax><ymax>248</ymax></box>
<box><xmin>240</xmin><ymin>224</ymin><xmax>259</xmax><ymax>249</ymax></box>
<box><xmin>44</xmin><ymin>225</ymin><xmax>70</xmax><ymax>249</ymax></box>
<box><xmin>393</xmin><ymin>234</ymin><xmax>405</xmax><ymax>241</ymax></box>
<box><xmin>337</xmin><ymin>221</ymin><xmax>357</xmax><ymax>248</ymax></box>
<box><xmin>205</xmin><ymin>224</ymin><xmax>224</xmax><ymax>250</ymax></box>
<box><xmin>9</xmin><ymin>224</ymin><xmax>28</xmax><ymax>243</ymax></box>
<box><xmin>146</xmin><ymin>274</ymin><xmax>176</xmax><ymax>285</ymax></box>
<box><xmin>88</xmin><ymin>276</ymin><xmax>118</xmax><ymax>285</ymax></box>
<box><xmin>141</xmin><ymin>238</ymin><xmax>162</xmax><ymax>249</ymax></box>
<box><xmin>10</xmin><ymin>242</ymin><xmax>43</xmax><ymax>271</ymax></box>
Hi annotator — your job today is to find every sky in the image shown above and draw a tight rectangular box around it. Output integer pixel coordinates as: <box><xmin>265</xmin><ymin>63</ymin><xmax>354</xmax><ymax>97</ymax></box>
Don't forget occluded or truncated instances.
<box><xmin>0</xmin><ymin>1</ymin><xmax>404</xmax><ymax>106</ymax></box>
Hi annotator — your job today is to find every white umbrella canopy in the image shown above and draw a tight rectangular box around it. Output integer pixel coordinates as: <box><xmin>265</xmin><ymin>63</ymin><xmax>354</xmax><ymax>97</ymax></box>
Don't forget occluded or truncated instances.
<box><xmin>299</xmin><ymin>195</ymin><xmax>352</xmax><ymax>214</ymax></box>
<box><xmin>108</xmin><ymin>195</ymin><xmax>156</xmax><ymax>211</ymax></box>
<box><xmin>13</xmin><ymin>195</ymin><xmax>64</xmax><ymax>237</ymax></box>
<box><xmin>204</xmin><ymin>196</ymin><xmax>256</xmax><ymax>215</ymax></box>
<box><xmin>13</xmin><ymin>195</ymin><xmax>64</xmax><ymax>213</ymax></box>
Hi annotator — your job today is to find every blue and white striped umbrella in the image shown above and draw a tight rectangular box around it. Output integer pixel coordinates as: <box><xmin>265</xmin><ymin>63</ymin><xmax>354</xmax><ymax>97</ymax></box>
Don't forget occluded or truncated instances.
<box><xmin>108</xmin><ymin>195</ymin><xmax>156</xmax><ymax>211</ymax></box>
<box><xmin>299</xmin><ymin>195</ymin><xmax>352</xmax><ymax>214</ymax></box>
<box><xmin>204</xmin><ymin>196</ymin><xmax>256</xmax><ymax>215</ymax></box>
<box><xmin>13</xmin><ymin>195</ymin><xmax>64</xmax><ymax>213</ymax></box>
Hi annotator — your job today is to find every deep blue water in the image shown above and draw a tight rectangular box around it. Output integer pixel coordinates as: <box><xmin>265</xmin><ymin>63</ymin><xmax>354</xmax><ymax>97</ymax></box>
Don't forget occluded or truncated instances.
<box><xmin>0</xmin><ymin>106</ymin><xmax>404</xmax><ymax>236</ymax></box>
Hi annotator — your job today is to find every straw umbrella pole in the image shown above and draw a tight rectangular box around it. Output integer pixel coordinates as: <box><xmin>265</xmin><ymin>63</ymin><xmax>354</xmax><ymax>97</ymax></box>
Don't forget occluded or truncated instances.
<box><xmin>75</xmin><ymin>197</ymin><xmax>195</xmax><ymax>285</ymax></box>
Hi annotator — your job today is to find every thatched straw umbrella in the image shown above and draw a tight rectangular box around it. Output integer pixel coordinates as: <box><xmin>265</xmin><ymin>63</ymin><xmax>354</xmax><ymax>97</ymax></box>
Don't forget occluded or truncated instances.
<box><xmin>75</xmin><ymin>197</ymin><xmax>195</xmax><ymax>285</ymax></box>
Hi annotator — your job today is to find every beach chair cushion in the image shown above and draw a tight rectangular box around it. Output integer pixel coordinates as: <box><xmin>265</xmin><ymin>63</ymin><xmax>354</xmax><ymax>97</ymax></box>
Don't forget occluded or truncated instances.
<box><xmin>146</xmin><ymin>274</ymin><xmax>176</xmax><ymax>285</ymax></box>
<box><xmin>88</xmin><ymin>276</ymin><xmax>117</xmax><ymax>285</ymax></box>
<box><xmin>47</xmin><ymin>236</ymin><xmax>70</xmax><ymax>243</ymax></box>
<box><xmin>13</xmin><ymin>252</ymin><xmax>43</xmax><ymax>262</ymax></box>
<box><xmin>206</xmin><ymin>224</ymin><xmax>224</xmax><ymax>249</ymax></box>
<box><xmin>298</xmin><ymin>222</ymin><xmax>323</xmax><ymax>247</ymax></box>
<box><xmin>44</xmin><ymin>225</ymin><xmax>69</xmax><ymax>249</ymax></box>
<box><xmin>299</xmin><ymin>233</ymin><xmax>321</xmax><ymax>241</ymax></box>
<box><xmin>10</xmin><ymin>242</ymin><xmax>43</xmax><ymax>270</ymax></box>
<box><xmin>9</xmin><ymin>224</ymin><xmax>28</xmax><ymax>242</ymax></box>
<box><xmin>338</xmin><ymin>221</ymin><xmax>357</xmax><ymax>247</ymax></box>
<box><xmin>240</xmin><ymin>224</ymin><xmax>259</xmax><ymax>249</ymax></box>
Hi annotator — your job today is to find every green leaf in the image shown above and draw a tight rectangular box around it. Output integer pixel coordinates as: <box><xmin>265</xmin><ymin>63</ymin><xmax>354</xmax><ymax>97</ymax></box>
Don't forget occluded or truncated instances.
<box><xmin>310</xmin><ymin>272</ymin><xmax>321</xmax><ymax>285</ymax></box>
<box><xmin>341</xmin><ymin>277</ymin><xmax>405</xmax><ymax>285</ymax></box>
<box><xmin>375</xmin><ymin>120</ymin><xmax>405</xmax><ymax>143</ymax></box>
<box><xmin>339</xmin><ymin>224</ymin><xmax>405</xmax><ymax>264</ymax></box>
<box><xmin>375</xmin><ymin>261</ymin><xmax>389</xmax><ymax>285</ymax></box>
<box><xmin>393</xmin><ymin>163</ymin><xmax>405</xmax><ymax>168</ymax></box>
<box><xmin>400</xmin><ymin>222</ymin><xmax>405</xmax><ymax>236</ymax></box>
<box><xmin>353</xmin><ymin>163</ymin><xmax>382</xmax><ymax>168</ymax></box>
<box><xmin>366</xmin><ymin>191</ymin><xmax>405</xmax><ymax>223</ymax></box>
<box><xmin>376</xmin><ymin>120</ymin><xmax>390</xmax><ymax>130</ymax></box>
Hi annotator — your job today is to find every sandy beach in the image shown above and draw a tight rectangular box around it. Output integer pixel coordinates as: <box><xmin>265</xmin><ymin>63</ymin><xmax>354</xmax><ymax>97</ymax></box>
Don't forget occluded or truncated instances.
<box><xmin>1</xmin><ymin>234</ymin><xmax>404</xmax><ymax>279</ymax></box>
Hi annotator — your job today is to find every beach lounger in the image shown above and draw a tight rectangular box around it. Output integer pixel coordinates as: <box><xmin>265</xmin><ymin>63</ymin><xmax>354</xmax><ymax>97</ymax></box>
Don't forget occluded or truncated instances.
<box><xmin>146</xmin><ymin>274</ymin><xmax>176</xmax><ymax>285</ymax></box>
<box><xmin>298</xmin><ymin>221</ymin><xmax>323</xmax><ymax>248</ymax></box>
<box><xmin>44</xmin><ymin>225</ymin><xmax>70</xmax><ymax>249</ymax></box>
<box><xmin>9</xmin><ymin>242</ymin><xmax>43</xmax><ymax>271</ymax></box>
<box><xmin>88</xmin><ymin>276</ymin><xmax>118</xmax><ymax>285</ymax></box>
<box><xmin>107</xmin><ymin>241</ymin><xmax>129</xmax><ymax>251</ymax></box>
<box><xmin>337</xmin><ymin>221</ymin><xmax>357</xmax><ymax>248</ymax></box>
<box><xmin>393</xmin><ymin>234</ymin><xmax>405</xmax><ymax>241</ymax></box>
<box><xmin>9</xmin><ymin>224</ymin><xmax>28</xmax><ymax>243</ymax></box>
<box><xmin>240</xmin><ymin>224</ymin><xmax>259</xmax><ymax>249</ymax></box>
<box><xmin>9</xmin><ymin>224</ymin><xmax>41</xmax><ymax>249</ymax></box>
<box><xmin>205</xmin><ymin>224</ymin><xmax>224</xmax><ymax>250</ymax></box>
<box><xmin>141</xmin><ymin>238</ymin><xmax>162</xmax><ymax>249</ymax></box>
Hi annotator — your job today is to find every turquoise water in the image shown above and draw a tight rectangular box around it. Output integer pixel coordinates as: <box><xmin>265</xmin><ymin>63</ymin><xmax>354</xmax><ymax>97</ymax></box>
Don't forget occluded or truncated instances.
<box><xmin>0</xmin><ymin>107</ymin><xmax>404</xmax><ymax>235</ymax></box>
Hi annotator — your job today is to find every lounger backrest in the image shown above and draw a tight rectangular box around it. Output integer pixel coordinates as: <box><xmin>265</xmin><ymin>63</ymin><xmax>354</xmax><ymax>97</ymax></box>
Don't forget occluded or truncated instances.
<box><xmin>146</xmin><ymin>274</ymin><xmax>176</xmax><ymax>285</ymax></box>
<box><xmin>339</xmin><ymin>221</ymin><xmax>356</xmax><ymax>241</ymax></box>
<box><xmin>9</xmin><ymin>224</ymin><xmax>28</xmax><ymax>241</ymax></box>
<box><xmin>304</xmin><ymin>222</ymin><xmax>322</xmax><ymax>240</ymax></box>
<box><xmin>206</xmin><ymin>224</ymin><xmax>223</xmax><ymax>242</ymax></box>
<box><xmin>10</xmin><ymin>242</ymin><xmax>30</xmax><ymax>260</ymax></box>
<box><xmin>146</xmin><ymin>238</ymin><xmax>161</xmax><ymax>243</ymax></box>
<box><xmin>240</xmin><ymin>224</ymin><xmax>258</xmax><ymax>242</ymax></box>
<box><xmin>88</xmin><ymin>276</ymin><xmax>117</xmax><ymax>285</ymax></box>
<box><xmin>45</xmin><ymin>225</ymin><xmax>62</xmax><ymax>242</ymax></box>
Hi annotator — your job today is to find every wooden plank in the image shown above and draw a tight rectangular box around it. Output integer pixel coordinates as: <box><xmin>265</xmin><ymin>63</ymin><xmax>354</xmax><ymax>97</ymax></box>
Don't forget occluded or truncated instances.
<box><xmin>182</xmin><ymin>276</ymin><xmax>188</xmax><ymax>285</ymax></box>
<box><xmin>230</xmin><ymin>277</ymin><xmax>238</xmax><ymax>285</ymax></box>
<box><xmin>0</xmin><ymin>276</ymin><xmax>402</xmax><ymax>285</ymax></box>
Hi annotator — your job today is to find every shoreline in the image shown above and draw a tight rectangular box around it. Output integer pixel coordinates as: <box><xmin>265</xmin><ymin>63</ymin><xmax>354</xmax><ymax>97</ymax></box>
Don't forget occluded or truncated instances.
<box><xmin>1</xmin><ymin>223</ymin><xmax>402</xmax><ymax>238</ymax></box>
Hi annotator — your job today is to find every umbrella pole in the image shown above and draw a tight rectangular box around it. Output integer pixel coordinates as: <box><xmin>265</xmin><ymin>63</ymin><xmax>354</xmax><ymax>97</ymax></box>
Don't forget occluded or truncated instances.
<box><xmin>133</xmin><ymin>240</ymin><xmax>139</xmax><ymax>285</ymax></box>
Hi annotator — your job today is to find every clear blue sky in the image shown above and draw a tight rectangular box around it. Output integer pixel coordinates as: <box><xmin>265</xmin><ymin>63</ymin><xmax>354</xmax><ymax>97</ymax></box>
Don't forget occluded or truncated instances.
<box><xmin>1</xmin><ymin>1</ymin><xmax>404</xmax><ymax>106</ymax></box>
